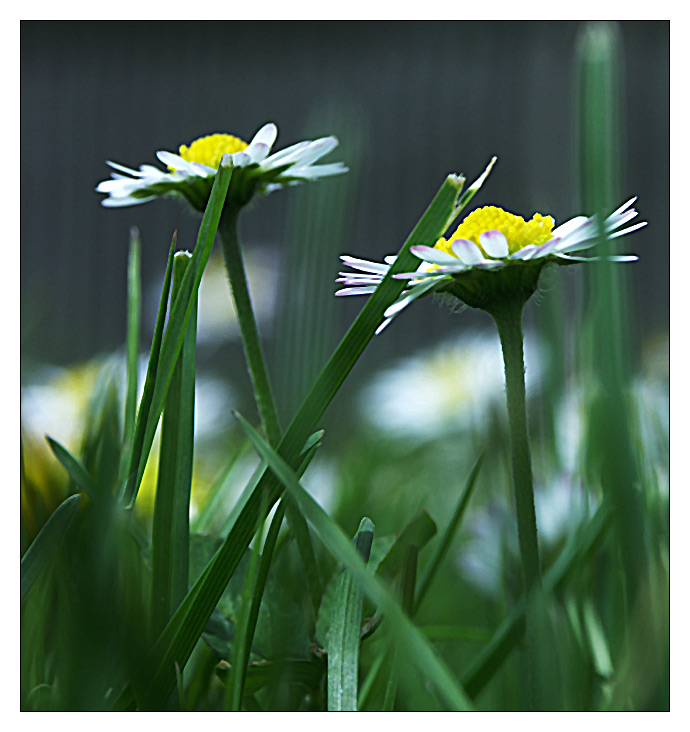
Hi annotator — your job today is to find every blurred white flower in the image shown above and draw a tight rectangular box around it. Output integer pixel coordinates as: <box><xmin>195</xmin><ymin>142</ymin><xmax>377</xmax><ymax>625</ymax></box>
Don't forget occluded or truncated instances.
<box><xmin>357</xmin><ymin>330</ymin><xmax>543</xmax><ymax>440</ymax></box>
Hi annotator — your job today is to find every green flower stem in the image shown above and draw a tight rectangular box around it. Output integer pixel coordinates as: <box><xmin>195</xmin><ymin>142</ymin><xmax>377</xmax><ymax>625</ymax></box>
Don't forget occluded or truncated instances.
<box><xmin>218</xmin><ymin>205</ymin><xmax>281</xmax><ymax>447</ymax></box>
<box><xmin>491</xmin><ymin>302</ymin><xmax>542</xmax><ymax>593</ymax></box>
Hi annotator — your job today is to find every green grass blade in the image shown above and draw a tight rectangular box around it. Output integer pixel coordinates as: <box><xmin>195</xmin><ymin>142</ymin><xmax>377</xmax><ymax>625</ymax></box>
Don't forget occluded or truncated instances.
<box><xmin>151</xmin><ymin>252</ymin><xmax>198</xmax><ymax>635</ymax></box>
<box><xmin>327</xmin><ymin>517</ymin><xmax>374</xmax><ymax>711</ymax></box>
<box><xmin>118</xmin><ymin>174</ymin><xmax>472</xmax><ymax>709</ymax></box>
<box><xmin>462</xmin><ymin>504</ymin><xmax>611</xmax><ymax>698</ymax></box>
<box><xmin>236</xmin><ymin>413</ymin><xmax>474</xmax><ymax>711</ymax></box>
<box><xmin>120</xmin><ymin>237</ymin><xmax>175</xmax><ymax>495</ymax></box>
<box><xmin>284</xmin><ymin>498</ymin><xmax>323</xmax><ymax>622</ymax></box>
<box><xmin>21</xmin><ymin>494</ymin><xmax>81</xmax><ymax>605</ymax></box>
<box><xmin>228</xmin><ymin>499</ymin><xmax>285</xmax><ymax>710</ymax></box>
<box><xmin>376</xmin><ymin>511</ymin><xmax>436</xmax><ymax>582</ymax></box>
<box><xmin>414</xmin><ymin>451</ymin><xmax>484</xmax><ymax>614</ymax></box>
<box><xmin>123</xmin><ymin>158</ymin><xmax>233</xmax><ymax>506</ymax></box>
<box><xmin>46</xmin><ymin>436</ymin><xmax>99</xmax><ymax>500</ymax></box>
<box><xmin>122</xmin><ymin>227</ymin><xmax>141</xmax><ymax>465</ymax></box>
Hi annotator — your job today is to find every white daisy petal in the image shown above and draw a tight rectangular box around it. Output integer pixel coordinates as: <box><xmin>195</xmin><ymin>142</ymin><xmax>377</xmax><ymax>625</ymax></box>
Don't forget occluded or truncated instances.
<box><xmin>335</xmin><ymin>286</ymin><xmax>378</xmax><ymax>296</ymax></box>
<box><xmin>340</xmin><ymin>256</ymin><xmax>391</xmax><ymax>274</ymax></box>
<box><xmin>451</xmin><ymin>239</ymin><xmax>488</xmax><ymax>265</ymax></box>
<box><xmin>375</xmin><ymin>317</ymin><xmax>394</xmax><ymax>335</ymax></box>
<box><xmin>608</xmin><ymin>196</ymin><xmax>637</xmax><ymax>218</ymax></box>
<box><xmin>410</xmin><ymin>245</ymin><xmax>459</xmax><ymax>266</ymax></box>
<box><xmin>106</xmin><ymin>160</ymin><xmax>145</xmax><ymax>177</ymax></box>
<box><xmin>247</xmin><ymin>123</ymin><xmax>278</xmax><ymax>151</ymax></box>
<box><xmin>287</xmin><ymin>163</ymin><xmax>348</xmax><ymax>179</ymax></box>
<box><xmin>102</xmin><ymin>195</ymin><xmax>156</xmax><ymax>207</ymax></box>
<box><xmin>479</xmin><ymin>230</ymin><xmax>509</xmax><ymax>259</ymax></box>
<box><xmin>232</xmin><ymin>151</ymin><xmax>252</xmax><ymax>168</ymax></box>
<box><xmin>608</xmin><ymin>221</ymin><xmax>647</xmax><ymax>239</ymax></box>
<box><xmin>551</xmin><ymin>215</ymin><xmax>590</xmax><ymax>239</ymax></box>
<box><xmin>384</xmin><ymin>256</ymin><xmax>397</xmax><ymax>265</ymax></box>
<box><xmin>509</xmin><ymin>244</ymin><xmax>539</xmax><ymax>260</ymax></box>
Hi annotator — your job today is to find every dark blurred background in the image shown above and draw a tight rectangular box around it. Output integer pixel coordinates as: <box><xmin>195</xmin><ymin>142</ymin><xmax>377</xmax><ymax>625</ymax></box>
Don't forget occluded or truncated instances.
<box><xmin>21</xmin><ymin>20</ymin><xmax>669</xmax><ymax>425</ymax></box>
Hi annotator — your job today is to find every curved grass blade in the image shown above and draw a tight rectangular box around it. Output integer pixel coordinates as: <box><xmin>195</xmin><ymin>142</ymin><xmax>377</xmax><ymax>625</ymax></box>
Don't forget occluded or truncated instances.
<box><xmin>414</xmin><ymin>450</ymin><xmax>484</xmax><ymax>614</ymax></box>
<box><xmin>46</xmin><ymin>437</ymin><xmax>98</xmax><ymax>501</ymax></box>
<box><xmin>21</xmin><ymin>493</ymin><xmax>81</xmax><ymax>605</ymax></box>
<box><xmin>236</xmin><ymin>413</ymin><xmax>474</xmax><ymax>711</ymax></box>
<box><xmin>328</xmin><ymin>517</ymin><xmax>374</xmax><ymax>711</ymax></box>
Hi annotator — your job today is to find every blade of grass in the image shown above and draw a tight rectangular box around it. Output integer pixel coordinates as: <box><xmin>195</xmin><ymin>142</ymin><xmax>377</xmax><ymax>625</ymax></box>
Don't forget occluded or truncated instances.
<box><xmin>119</xmin><ymin>173</ymin><xmax>476</xmax><ymax>709</ymax></box>
<box><xmin>376</xmin><ymin>511</ymin><xmax>436</xmax><ymax>582</ymax></box>
<box><xmin>414</xmin><ymin>451</ymin><xmax>484</xmax><ymax>614</ymax></box>
<box><xmin>21</xmin><ymin>494</ymin><xmax>81</xmax><ymax>605</ymax></box>
<box><xmin>228</xmin><ymin>498</ymin><xmax>284</xmax><ymax>710</ymax></box>
<box><xmin>119</xmin><ymin>236</ymin><xmax>175</xmax><ymax>493</ymax></box>
<box><xmin>122</xmin><ymin>157</ymin><xmax>233</xmax><ymax>507</ymax></box>
<box><xmin>236</xmin><ymin>413</ymin><xmax>474</xmax><ymax>711</ymax></box>
<box><xmin>46</xmin><ymin>437</ymin><xmax>99</xmax><ymax>501</ymax></box>
<box><xmin>119</xmin><ymin>227</ymin><xmax>141</xmax><ymax>486</ymax></box>
<box><xmin>225</xmin><ymin>496</ymin><xmax>269</xmax><ymax>711</ymax></box>
<box><xmin>151</xmin><ymin>252</ymin><xmax>198</xmax><ymax>635</ymax></box>
<box><xmin>462</xmin><ymin>504</ymin><xmax>611</xmax><ymax>698</ymax></box>
<box><xmin>327</xmin><ymin>517</ymin><xmax>374</xmax><ymax>711</ymax></box>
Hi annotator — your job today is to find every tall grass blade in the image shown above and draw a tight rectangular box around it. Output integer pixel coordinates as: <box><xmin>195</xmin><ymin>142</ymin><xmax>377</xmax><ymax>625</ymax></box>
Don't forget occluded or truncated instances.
<box><xmin>120</xmin><ymin>227</ymin><xmax>141</xmax><ymax>485</ymax></box>
<box><xmin>122</xmin><ymin>159</ymin><xmax>233</xmax><ymax>506</ymax></box>
<box><xmin>21</xmin><ymin>494</ymin><xmax>81</xmax><ymax>605</ymax></box>
<box><xmin>327</xmin><ymin>517</ymin><xmax>374</xmax><ymax>711</ymax></box>
<box><xmin>120</xmin><ymin>238</ymin><xmax>175</xmax><ymax>494</ymax></box>
<box><xmin>236</xmin><ymin>412</ymin><xmax>474</xmax><ymax>711</ymax></box>
<box><xmin>228</xmin><ymin>499</ymin><xmax>285</xmax><ymax>710</ymax></box>
<box><xmin>576</xmin><ymin>20</ymin><xmax>647</xmax><ymax>616</ymax></box>
<box><xmin>151</xmin><ymin>252</ymin><xmax>198</xmax><ymax>634</ymax></box>
<box><xmin>414</xmin><ymin>451</ymin><xmax>484</xmax><ymax>613</ymax></box>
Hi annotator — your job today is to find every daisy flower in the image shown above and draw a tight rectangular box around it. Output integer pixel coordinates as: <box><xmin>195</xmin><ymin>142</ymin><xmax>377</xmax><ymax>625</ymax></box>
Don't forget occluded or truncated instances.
<box><xmin>337</xmin><ymin>195</ymin><xmax>645</xmax><ymax>333</ymax></box>
<box><xmin>96</xmin><ymin>123</ymin><xmax>347</xmax><ymax>211</ymax></box>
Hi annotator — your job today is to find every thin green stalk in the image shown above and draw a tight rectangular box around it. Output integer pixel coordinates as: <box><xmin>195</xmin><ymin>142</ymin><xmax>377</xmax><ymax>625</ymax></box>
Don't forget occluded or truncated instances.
<box><xmin>492</xmin><ymin>303</ymin><xmax>541</xmax><ymax>592</ymax></box>
<box><xmin>218</xmin><ymin>205</ymin><xmax>281</xmax><ymax>447</ymax></box>
<box><xmin>492</xmin><ymin>301</ymin><xmax>542</xmax><ymax>709</ymax></box>
<box><xmin>218</xmin><ymin>203</ymin><xmax>322</xmax><ymax>621</ymax></box>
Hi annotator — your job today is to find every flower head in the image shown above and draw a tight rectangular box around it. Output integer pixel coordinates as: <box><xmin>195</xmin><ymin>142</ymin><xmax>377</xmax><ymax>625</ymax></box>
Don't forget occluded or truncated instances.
<box><xmin>96</xmin><ymin>123</ymin><xmax>347</xmax><ymax>211</ymax></box>
<box><xmin>337</xmin><ymin>165</ymin><xmax>645</xmax><ymax>332</ymax></box>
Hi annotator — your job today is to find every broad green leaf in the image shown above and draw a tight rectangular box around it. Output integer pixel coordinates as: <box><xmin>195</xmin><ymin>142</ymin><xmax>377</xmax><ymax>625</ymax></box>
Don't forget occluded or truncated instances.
<box><xmin>327</xmin><ymin>517</ymin><xmax>374</xmax><ymax>711</ymax></box>
<box><xmin>21</xmin><ymin>494</ymin><xmax>81</xmax><ymax>605</ymax></box>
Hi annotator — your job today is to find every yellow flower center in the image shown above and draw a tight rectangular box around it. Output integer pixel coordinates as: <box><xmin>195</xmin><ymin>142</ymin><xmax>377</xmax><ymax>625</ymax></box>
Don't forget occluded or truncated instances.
<box><xmin>435</xmin><ymin>206</ymin><xmax>555</xmax><ymax>257</ymax></box>
<box><xmin>177</xmin><ymin>133</ymin><xmax>249</xmax><ymax>170</ymax></box>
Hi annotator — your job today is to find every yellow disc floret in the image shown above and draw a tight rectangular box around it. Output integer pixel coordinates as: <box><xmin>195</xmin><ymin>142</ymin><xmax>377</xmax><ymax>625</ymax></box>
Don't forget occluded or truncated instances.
<box><xmin>177</xmin><ymin>133</ymin><xmax>249</xmax><ymax>170</ymax></box>
<box><xmin>436</xmin><ymin>206</ymin><xmax>555</xmax><ymax>257</ymax></box>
